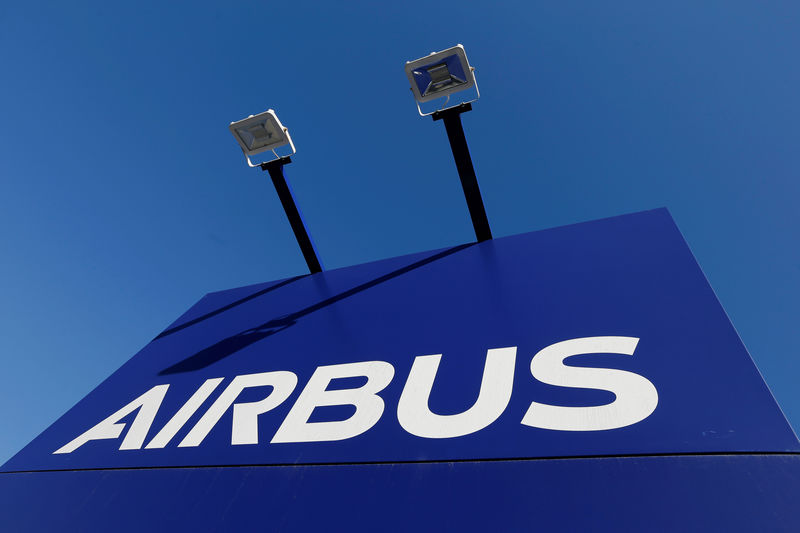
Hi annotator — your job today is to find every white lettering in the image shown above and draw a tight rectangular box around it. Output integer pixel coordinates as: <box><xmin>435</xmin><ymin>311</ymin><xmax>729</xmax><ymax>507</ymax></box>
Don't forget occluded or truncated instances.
<box><xmin>56</xmin><ymin>336</ymin><xmax>660</xmax><ymax>454</ymax></box>
<box><xmin>145</xmin><ymin>378</ymin><xmax>224</xmax><ymax>449</ymax></box>
<box><xmin>271</xmin><ymin>361</ymin><xmax>394</xmax><ymax>443</ymax></box>
<box><xmin>397</xmin><ymin>347</ymin><xmax>516</xmax><ymax>438</ymax></box>
<box><xmin>179</xmin><ymin>371</ymin><xmax>297</xmax><ymax>447</ymax></box>
<box><xmin>54</xmin><ymin>384</ymin><xmax>169</xmax><ymax>454</ymax></box>
<box><xmin>520</xmin><ymin>336</ymin><xmax>658</xmax><ymax>431</ymax></box>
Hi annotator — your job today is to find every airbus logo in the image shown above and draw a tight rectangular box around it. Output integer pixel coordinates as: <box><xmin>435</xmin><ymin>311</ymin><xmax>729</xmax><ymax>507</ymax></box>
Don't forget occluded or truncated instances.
<box><xmin>54</xmin><ymin>336</ymin><xmax>658</xmax><ymax>454</ymax></box>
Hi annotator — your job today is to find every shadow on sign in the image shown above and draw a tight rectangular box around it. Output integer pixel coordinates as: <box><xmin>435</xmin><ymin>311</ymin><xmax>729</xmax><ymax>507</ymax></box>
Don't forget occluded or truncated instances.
<box><xmin>159</xmin><ymin>243</ymin><xmax>475</xmax><ymax>376</ymax></box>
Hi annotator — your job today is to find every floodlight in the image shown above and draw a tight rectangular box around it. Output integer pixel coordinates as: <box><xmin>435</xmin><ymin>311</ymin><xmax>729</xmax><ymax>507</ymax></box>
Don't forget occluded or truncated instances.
<box><xmin>405</xmin><ymin>44</ymin><xmax>479</xmax><ymax>115</ymax></box>
<box><xmin>229</xmin><ymin>109</ymin><xmax>296</xmax><ymax>167</ymax></box>
<box><xmin>228</xmin><ymin>109</ymin><xmax>322</xmax><ymax>274</ymax></box>
<box><xmin>404</xmin><ymin>44</ymin><xmax>492</xmax><ymax>242</ymax></box>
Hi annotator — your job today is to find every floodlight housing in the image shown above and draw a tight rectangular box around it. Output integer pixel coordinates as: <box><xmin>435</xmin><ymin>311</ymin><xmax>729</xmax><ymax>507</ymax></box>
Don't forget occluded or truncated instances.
<box><xmin>229</xmin><ymin>109</ymin><xmax>296</xmax><ymax>167</ymax></box>
<box><xmin>405</xmin><ymin>44</ymin><xmax>479</xmax><ymax>115</ymax></box>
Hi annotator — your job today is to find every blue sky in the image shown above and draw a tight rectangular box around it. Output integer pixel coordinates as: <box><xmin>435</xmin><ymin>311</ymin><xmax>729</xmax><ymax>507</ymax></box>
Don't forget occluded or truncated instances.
<box><xmin>0</xmin><ymin>1</ymin><xmax>798</xmax><ymax>464</ymax></box>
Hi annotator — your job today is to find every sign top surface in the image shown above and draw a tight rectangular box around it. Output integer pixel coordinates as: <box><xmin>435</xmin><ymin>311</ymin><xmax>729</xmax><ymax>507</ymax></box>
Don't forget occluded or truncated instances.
<box><xmin>4</xmin><ymin>208</ymin><xmax>798</xmax><ymax>472</ymax></box>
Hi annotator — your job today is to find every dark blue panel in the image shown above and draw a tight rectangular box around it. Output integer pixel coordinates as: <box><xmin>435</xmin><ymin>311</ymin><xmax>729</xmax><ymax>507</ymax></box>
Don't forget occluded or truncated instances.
<box><xmin>3</xmin><ymin>209</ymin><xmax>798</xmax><ymax>472</ymax></box>
<box><xmin>2</xmin><ymin>455</ymin><xmax>800</xmax><ymax>532</ymax></box>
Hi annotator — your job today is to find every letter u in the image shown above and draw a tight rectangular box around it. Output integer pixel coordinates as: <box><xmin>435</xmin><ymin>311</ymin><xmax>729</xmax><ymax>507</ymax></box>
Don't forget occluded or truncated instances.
<box><xmin>397</xmin><ymin>347</ymin><xmax>516</xmax><ymax>438</ymax></box>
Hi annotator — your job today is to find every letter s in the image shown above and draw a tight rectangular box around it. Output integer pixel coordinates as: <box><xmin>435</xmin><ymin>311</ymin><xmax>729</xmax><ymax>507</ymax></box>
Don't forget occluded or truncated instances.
<box><xmin>521</xmin><ymin>336</ymin><xmax>658</xmax><ymax>431</ymax></box>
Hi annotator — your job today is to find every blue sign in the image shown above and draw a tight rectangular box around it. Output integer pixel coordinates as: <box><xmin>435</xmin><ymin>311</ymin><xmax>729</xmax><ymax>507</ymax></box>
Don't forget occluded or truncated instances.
<box><xmin>3</xmin><ymin>208</ymin><xmax>798</xmax><ymax>473</ymax></box>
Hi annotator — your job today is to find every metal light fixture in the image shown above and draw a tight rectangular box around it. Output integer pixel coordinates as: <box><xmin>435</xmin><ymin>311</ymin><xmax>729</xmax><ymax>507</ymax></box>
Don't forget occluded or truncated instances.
<box><xmin>405</xmin><ymin>44</ymin><xmax>479</xmax><ymax>116</ymax></box>
<box><xmin>229</xmin><ymin>109</ymin><xmax>322</xmax><ymax>274</ymax></box>
<box><xmin>229</xmin><ymin>109</ymin><xmax>296</xmax><ymax>167</ymax></box>
<box><xmin>404</xmin><ymin>44</ymin><xmax>492</xmax><ymax>242</ymax></box>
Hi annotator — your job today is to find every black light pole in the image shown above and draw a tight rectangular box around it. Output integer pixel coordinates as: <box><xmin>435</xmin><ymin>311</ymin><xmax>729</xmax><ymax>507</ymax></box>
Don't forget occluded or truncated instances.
<box><xmin>260</xmin><ymin>157</ymin><xmax>323</xmax><ymax>274</ymax></box>
<box><xmin>432</xmin><ymin>102</ymin><xmax>492</xmax><ymax>242</ymax></box>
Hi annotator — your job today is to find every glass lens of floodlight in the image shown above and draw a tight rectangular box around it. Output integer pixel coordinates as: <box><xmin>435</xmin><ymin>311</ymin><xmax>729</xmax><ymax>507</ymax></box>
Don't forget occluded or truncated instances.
<box><xmin>427</xmin><ymin>63</ymin><xmax>451</xmax><ymax>83</ymax></box>
<box><xmin>412</xmin><ymin>53</ymin><xmax>468</xmax><ymax>97</ymax></box>
<box><xmin>236</xmin><ymin>119</ymin><xmax>283</xmax><ymax>151</ymax></box>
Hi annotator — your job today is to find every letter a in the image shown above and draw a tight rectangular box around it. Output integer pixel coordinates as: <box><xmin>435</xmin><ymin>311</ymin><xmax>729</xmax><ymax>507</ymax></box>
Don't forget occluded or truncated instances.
<box><xmin>54</xmin><ymin>384</ymin><xmax>169</xmax><ymax>454</ymax></box>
